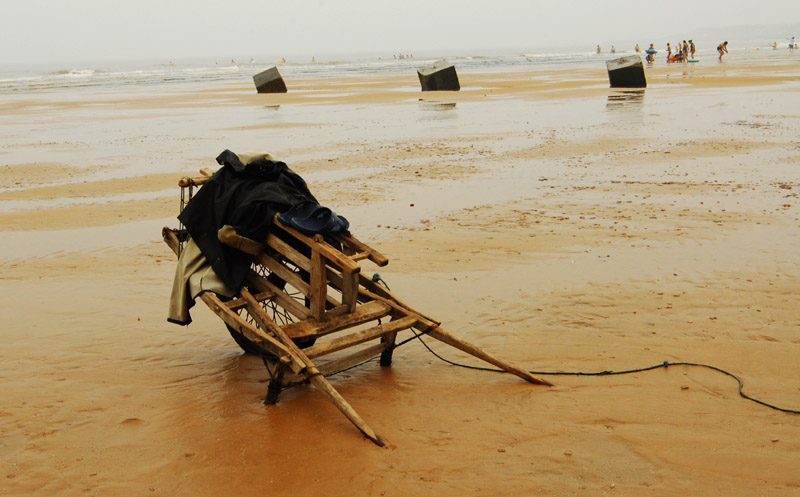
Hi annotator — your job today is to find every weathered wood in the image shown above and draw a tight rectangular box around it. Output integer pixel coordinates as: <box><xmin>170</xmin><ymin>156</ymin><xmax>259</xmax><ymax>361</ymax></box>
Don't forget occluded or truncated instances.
<box><xmin>245</xmin><ymin>272</ymin><xmax>311</xmax><ymax>321</ymax></box>
<box><xmin>177</xmin><ymin>168</ymin><xmax>216</xmax><ymax>187</ymax></box>
<box><xmin>379</xmin><ymin>316</ymin><xmax>402</xmax><ymax>366</ymax></box>
<box><xmin>319</xmin><ymin>341</ymin><xmax>390</xmax><ymax>374</ymax></box>
<box><xmin>255</xmin><ymin>252</ymin><xmax>311</xmax><ymax>297</ymax></box>
<box><xmin>263</xmin><ymin>358</ymin><xmax>287</xmax><ymax>405</ymax></box>
<box><xmin>264</xmin><ymin>232</ymin><xmax>312</xmax><ymax>273</ymax></box>
<box><xmin>240</xmin><ymin>289</ymin><xmax>385</xmax><ymax>446</ymax></box>
<box><xmin>337</xmin><ymin>232</ymin><xmax>389</xmax><ymax>267</ymax></box>
<box><xmin>162</xmin><ymin>227</ymin><xmax>181</xmax><ymax>255</ymax></box>
<box><xmin>223</xmin><ymin>290</ymin><xmax>275</xmax><ymax>311</ymax></box>
<box><xmin>304</xmin><ymin>315</ymin><xmax>417</xmax><ymax>359</ymax></box>
<box><xmin>424</xmin><ymin>326</ymin><xmax>553</xmax><ymax>386</ymax></box>
<box><xmin>356</xmin><ymin>285</ymin><xmax>552</xmax><ymax>385</ymax></box>
<box><xmin>273</xmin><ymin>217</ymin><xmax>361</xmax><ymax>275</ymax></box>
<box><xmin>281</xmin><ymin>300</ymin><xmax>392</xmax><ymax>339</ymax></box>
<box><xmin>309</xmin><ymin>245</ymin><xmax>327</xmax><ymax>320</ymax></box>
<box><xmin>341</xmin><ymin>271</ymin><xmax>358</xmax><ymax>313</ymax></box>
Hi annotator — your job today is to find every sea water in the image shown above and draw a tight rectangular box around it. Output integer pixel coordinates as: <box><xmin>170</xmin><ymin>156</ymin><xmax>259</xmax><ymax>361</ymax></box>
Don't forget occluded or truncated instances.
<box><xmin>0</xmin><ymin>42</ymin><xmax>782</xmax><ymax>95</ymax></box>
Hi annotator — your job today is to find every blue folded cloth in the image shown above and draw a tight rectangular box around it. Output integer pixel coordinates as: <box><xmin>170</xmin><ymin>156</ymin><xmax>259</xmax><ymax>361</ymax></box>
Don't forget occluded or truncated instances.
<box><xmin>277</xmin><ymin>200</ymin><xmax>349</xmax><ymax>235</ymax></box>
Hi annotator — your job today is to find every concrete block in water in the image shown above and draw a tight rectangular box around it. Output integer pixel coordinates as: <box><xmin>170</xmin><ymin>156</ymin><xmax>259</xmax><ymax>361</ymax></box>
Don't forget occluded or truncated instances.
<box><xmin>417</xmin><ymin>60</ymin><xmax>460</xmax><ymax>91</ymax></box>
<box><xmin>606</xmin><ymin>56</ymin><xmax>647</xmax><ymax>88</ymax></box>
<box><xmin>253</xmin><ymin>67</ymin><xmax>288</xmax><ymax>93</ymax></box>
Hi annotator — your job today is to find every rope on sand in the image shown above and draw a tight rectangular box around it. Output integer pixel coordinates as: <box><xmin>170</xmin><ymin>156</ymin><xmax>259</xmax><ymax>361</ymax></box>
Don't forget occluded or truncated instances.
<box><xmin>410</xmin><ymin>335</ymin><xmax>800</xmax><ymax>415</ymax></box>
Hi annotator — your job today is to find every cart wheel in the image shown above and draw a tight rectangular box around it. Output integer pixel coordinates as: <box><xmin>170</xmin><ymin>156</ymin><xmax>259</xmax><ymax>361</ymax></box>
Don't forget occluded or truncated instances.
<box><xmin>226</xmin><ymin>252</ymin><xmax>315</xmax><ymax>356</ymax></box>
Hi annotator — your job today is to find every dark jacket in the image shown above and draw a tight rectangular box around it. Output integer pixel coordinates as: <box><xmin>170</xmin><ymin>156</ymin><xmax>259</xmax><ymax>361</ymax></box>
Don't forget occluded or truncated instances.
<box><xmin>178</xmin><ymin>150</ymin><xmax>317</xmax><ymax>291</ymax></box>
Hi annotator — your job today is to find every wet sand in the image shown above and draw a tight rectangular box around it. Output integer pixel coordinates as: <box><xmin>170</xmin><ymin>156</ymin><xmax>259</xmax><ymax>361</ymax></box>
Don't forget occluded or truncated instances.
<box><xmin>2</xmin><ymin>55</ymin><xmax>800</xmax><ymax>496</ymax></box>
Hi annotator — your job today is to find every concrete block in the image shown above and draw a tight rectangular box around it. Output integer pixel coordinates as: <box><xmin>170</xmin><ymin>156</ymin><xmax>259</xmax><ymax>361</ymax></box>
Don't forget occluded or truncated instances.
<box><xmin>417</xmin><ymin>60</ymin><xmax>460</xmax><ymax>91</ymax></box>
<box><xmin>606</xmin><ymin>56</ymin><xmax>647</xmax><ymax>88</ymax></box>
<box><xmin>253</xmin><ymin>67</ymin><xmax>288</xmax><ymax>93</ymax></box>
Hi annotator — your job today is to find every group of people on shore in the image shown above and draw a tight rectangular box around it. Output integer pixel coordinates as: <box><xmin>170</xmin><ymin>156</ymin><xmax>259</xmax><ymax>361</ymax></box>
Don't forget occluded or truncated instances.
<box><xmin>632</xmin><ymin>40</ymin><xmax>732</xmax><ymax>62</ymax></box>
<box><xmin>634</xmin><ymin>40</ymin><xmax>695</xmax><ymax>63</ymax></box>
<box><xmin>665</xmin><ymin>40</ymin><xmax>697</xmax><ymax>62</ymax></box>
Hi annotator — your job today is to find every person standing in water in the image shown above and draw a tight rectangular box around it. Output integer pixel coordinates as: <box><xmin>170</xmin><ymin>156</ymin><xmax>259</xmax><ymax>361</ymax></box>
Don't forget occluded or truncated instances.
<box><xmin>717</xmin><ymin>41</ymin><xmax>729</xmax><ymax>60</ymax></box>
<box><xmin>690</xmin><ymin>40</ymin><xmax>696</xmax><ymax>59</ymax></box>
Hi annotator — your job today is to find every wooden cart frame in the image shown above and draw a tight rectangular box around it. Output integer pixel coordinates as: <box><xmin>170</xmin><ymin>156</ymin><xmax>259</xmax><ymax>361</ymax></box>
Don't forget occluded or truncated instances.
<box><xmin>163</xmin><ymin>169</ymin><xmax>551</xmax><ymax>446</ymax></box>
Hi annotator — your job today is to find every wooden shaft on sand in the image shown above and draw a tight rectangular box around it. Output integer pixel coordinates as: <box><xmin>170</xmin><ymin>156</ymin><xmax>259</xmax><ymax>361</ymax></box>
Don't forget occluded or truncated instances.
<box><xmin>358</xmin><ymin>287</ymin><xmax>553</xmax><ymax>386</ymax></box>
<box><xmin>240</xmin><ymin>289</ymin><xmax>386</xmax><ymax>447</ymax></box>
<box><xmin>425</xmin><ymin>326</ymin><xmax>553</xmax><ymax>386</ymax></box>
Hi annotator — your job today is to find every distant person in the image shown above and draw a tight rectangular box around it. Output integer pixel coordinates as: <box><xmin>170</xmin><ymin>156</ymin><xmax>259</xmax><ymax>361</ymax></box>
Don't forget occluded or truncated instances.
<box><xmin>690</xmin><ymin>40</ymin><xmax>696</xmax><ymax>59</ymax></box>
<box><xmin>597</xmin><ymin>45</ymin><xmax>602</xmax><ymax>54</ymax></box>
<box><xmin>683</xmin><ymin>40</ymin><xmax>689</xmax><ymax>58</ymax></box>
<box><xmin>773</xmin><ymin>41</ymin><xmax>779</xmax><ymax>49</ymax></box>
<box><xmin>611</xmin><ymin>46</ymin><xmax>616</xmax><ymax>53</ymax></box>
<box><xmin>791</xmin><ymin>37</ymin><xmax>796</xmax><ymax>50</ymax></box>
<box><xmin>717</xmin><ymin>41</ymin><xmax>728</xmax><ymax>60</ymax></box>
<box><xmin>635</xmin><ymin>43</ymin><xmax>641</xmax><ymax>53</ymax></box>
<box><xmin>666</xmin><ymin>43</ymin><xmax>672</xmax><ymax>61</ymax></box>
<box><xmin>646</xmin><ymin>43</ymin><xmax>656</xmax><ymax>63</ymax></box>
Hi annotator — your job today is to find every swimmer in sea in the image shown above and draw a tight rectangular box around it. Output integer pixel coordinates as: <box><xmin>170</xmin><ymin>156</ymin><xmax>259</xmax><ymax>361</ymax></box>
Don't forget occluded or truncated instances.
<box><xmin>717</xmin><ymin>41</ymin><xmax>728</xmax><ymax>60</ymax></box>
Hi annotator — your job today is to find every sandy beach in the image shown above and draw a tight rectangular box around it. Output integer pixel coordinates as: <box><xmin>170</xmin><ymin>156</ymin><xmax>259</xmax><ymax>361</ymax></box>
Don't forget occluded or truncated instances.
<box><xmin>1</xmin><ymin>53</ymin><xmax>799</xmax><ymax>496</ymax></box>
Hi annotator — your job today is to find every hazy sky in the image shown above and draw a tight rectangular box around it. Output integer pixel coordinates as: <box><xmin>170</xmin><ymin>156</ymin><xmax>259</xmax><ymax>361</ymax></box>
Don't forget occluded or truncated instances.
<box><xmin>2</xmin><ymin>0</ymin><xmax>799</xmax><ymax>64</ymax></box>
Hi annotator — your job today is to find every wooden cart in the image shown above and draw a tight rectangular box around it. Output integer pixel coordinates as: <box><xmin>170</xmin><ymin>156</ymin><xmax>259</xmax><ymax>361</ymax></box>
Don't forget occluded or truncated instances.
<box><xmin>163</xmin><ymin>169</ymin><xmax>551</xmax><ymax>446</ymax></box>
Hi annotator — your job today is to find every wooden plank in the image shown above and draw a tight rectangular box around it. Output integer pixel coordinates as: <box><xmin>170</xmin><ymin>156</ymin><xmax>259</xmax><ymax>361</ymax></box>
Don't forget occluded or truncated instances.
<box><xmin>264</xmin><ymin>233</ymin><xmax>311</xmax><ymax>273</ymax></box>
<box><xmin>281</xmin><ymin>300</ymin><xmax>392</xmax><ymax>339</ymax></box>
<box><xmin>309</xmin><ymin>246</ymin><xmax>326</xmax><ymax>320</ymax></box>
<box><xmin>336</xmin><ymin>232</ymin><xmax>389</xmax><ymax>267</ymax></box>
<box><xmin>246</xmin><ymin>273</ymin><xmax>310</xmax><ymax>321</ymax></box>
<box><xmin>255</xmin><ymin>252</ymin><xmax>311</xmax><ymax>297</ymax></box>
<box><xmin>282</xmin><ymin>342</ymin><xmax>391</xmax><ymax>387</ymax></box>
<box><xmin>425</xmin><ymin>326</ymin><xmax>553</xmax><ymax>386</ymax></box>
<box><xmin>341</xmin><ymin>271</ymin><xmax>358</xmax><ymax>313</ymax></box>
<box><xmin>317</xmin><ymin>342</ymin><xmax>390</xmax><ymax>376</ymax></box>
<box><xmin>304</xmin><ymin>315</ymin><xmax>417</xmax><ymax>359</ymax></box>
<box><xmin>177</xmin><ymin>168</ymin><xmax>215</xmax><ymax>187</ymax></box>
<box><xmin>162</xmin><ymin>227</ymin><xmax>181</xmax><ymax>256</ymax></box>
<box><xmin>224</xmin><ymin>290</ymin><xmax>275</xmax><ymax>311</ymax></box>
<box><xmin>273</xmin><ymin>217</ymin><xmax>361</xmax><ymax>275</ymax></box>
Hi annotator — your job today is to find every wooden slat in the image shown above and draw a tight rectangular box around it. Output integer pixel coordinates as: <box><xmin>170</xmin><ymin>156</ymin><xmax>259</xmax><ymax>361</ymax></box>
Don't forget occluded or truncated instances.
<box><xmin>264</xmin><ymin>233</ymin><xmax>312</xmax><ymax>273</ymax></box>
<box><xmin>336</xmin><ymin>231</ymin><xmax>389</xmax><ymax>267</ymax></box>
<box><xmin>273</xmin><ymin>217</ymin><xmax>361</xmax><ymax>275</ymax></box>
<box><xmin>177</xmin><ymin>168</ymin><xmax>215</xmax><ymax>187</ymax></box>
<box><xmin>281</xmin><ymin>300</ymin><xmax>392</xmax><ymax>339</ymax></box>
<box><xmin>255</xmin><ymin>252</ymin><xmax>311</xmax><ymax>297</ymax></box>
<box><xmin>309</xmin><ymin>247</ymin><xmax>326</xmax><ymax>320</ymax></box>
<box><xmin>223</xmin><ymin>290</ymin><xmax>275</xmax><ymax>311</ymax></box>
<box><xmin>341</xmin><ymin>271</ymin><xmax>358</xmax><ymax>313</ymax></box>
<box><xmin>246</xmin><ymin>273</ymin><xmax>310</xmax><ymax>321</ymax></box>
<box><xmin>425</xmin><ymin>327</ymin><xmax>553</xmax><ymax>386</ymax></box>
<box><xmin>304</xmin><ymin>316</ymin><xmax>417</xmax><ymax>359</ymax></box>
<box><xmin>283</xmin><ymin>342</ymin><xmax>391</xmax><ymax>386</ymax></box>
<box><xmin>317</xmin><ymin>342</ymin><xmax>391</xmax><ymax>376</ymax></box>
<box><xmin>162</xmin><ymin>227</ymin><xmax>181</xmax><ymax>256</ymax></box>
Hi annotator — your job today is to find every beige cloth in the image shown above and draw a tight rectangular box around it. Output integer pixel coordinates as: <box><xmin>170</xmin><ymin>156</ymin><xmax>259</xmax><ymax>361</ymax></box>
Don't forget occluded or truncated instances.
<box><xmin>237</xmin><ymin>151</ymin><xmax>276</xmax><ymax>164</ymax></box>
<box><xmin>168</xmin><ymin>237</ymin><xmax>236</xmax><ymax>325</ymax></box>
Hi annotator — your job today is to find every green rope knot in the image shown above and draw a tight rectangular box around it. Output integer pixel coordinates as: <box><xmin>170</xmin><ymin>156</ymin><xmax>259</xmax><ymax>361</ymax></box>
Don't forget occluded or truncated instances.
<box><xmin>372</xmin><ymin>273</ymin><xmax>390</xmax><ymax>290</ymax></box>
